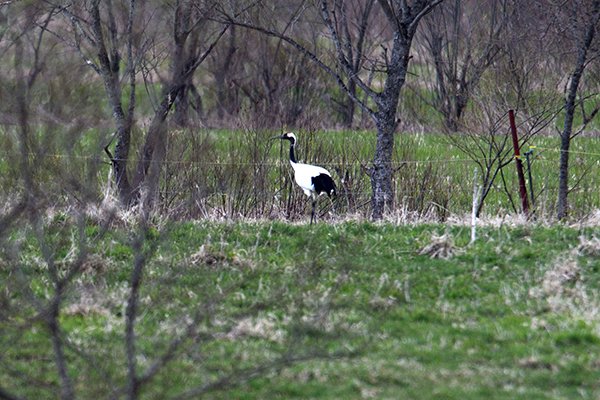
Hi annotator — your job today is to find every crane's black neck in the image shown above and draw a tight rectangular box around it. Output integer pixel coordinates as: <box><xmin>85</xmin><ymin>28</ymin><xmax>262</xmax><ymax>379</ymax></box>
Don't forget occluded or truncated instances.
<box><xmin>288</xmin><ymin>142</ymin><xmax>297</xmax><ymax>164</ymax></box>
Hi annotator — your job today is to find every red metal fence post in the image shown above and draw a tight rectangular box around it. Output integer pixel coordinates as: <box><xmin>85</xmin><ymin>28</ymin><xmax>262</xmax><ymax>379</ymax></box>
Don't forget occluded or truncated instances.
<box><xmin>508</xmin><ymin>109</ymin><xmax>529</xmax><ymax>215</ymax></box>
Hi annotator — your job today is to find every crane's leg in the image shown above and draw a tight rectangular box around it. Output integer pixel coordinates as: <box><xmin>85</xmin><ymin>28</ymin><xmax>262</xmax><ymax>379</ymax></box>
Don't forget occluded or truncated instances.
<box><xmin>310</xmin><ymin>199</ymin><xmax>317</xmax><ymax>224</ymax></box>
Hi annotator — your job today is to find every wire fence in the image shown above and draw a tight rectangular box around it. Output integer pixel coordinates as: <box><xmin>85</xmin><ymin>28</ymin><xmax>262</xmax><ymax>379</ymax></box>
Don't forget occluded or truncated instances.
<box><xmin>2</xmin><ymin>142</ymin><xmax>600</xmax><ymax>221</ymax></box>
<box><xmin>2</xmin><ymin>144</ymin><xmax>600</xmax><ymax>164</ymax></box>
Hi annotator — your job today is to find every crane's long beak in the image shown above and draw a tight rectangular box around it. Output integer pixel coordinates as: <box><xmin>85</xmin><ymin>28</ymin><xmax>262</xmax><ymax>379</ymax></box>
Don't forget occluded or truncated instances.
<box><xmin>270</xmin><ymin>135</ymin><xmax>284</xmax><ymax>140</ymax></box>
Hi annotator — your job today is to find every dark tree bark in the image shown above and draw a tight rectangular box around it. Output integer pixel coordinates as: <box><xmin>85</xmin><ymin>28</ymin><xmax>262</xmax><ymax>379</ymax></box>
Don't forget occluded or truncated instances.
<box><xmin>365</xmin><ymin>18</ymin><xmax>412</xmax><ymax>217</ymax></box>
<box><xmin>557</xmin><ymin>0</ymin><xmax>600</xmax><ymax>220</ymax></box>
<box><xmin>85</xmin><ymin>0</ymin><xmax>136</xmax><ymax>205</ymax></box>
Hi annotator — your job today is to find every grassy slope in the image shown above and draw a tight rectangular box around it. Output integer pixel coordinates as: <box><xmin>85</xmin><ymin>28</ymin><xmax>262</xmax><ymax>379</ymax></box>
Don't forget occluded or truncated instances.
<box><xmin>2</xmin><ymin>221</ymin><xmax>600</xmax><ymax>399</ymax></box>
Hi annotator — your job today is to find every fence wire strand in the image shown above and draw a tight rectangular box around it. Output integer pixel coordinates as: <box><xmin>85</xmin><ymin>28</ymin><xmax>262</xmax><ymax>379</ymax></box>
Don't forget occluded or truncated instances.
<box><xmin>2</xmin><ymin>145</ymin><xmax>599</xmax><ymax>166</ymax></box>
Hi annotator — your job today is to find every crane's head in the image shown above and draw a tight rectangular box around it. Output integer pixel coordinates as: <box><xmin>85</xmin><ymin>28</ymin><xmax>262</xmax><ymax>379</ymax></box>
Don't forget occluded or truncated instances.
<box><xmin>272</xmin><ymin>132</ymin><xmax>296</xmax><ymax>146</ymax></box>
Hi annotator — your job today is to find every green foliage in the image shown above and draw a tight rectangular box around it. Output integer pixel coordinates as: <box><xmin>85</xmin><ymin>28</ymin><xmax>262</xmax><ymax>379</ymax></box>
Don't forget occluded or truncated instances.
<box><xmin>2</xmin><ymin>221</ymin><xmax>600</xmax><ymax>398</ymax></box>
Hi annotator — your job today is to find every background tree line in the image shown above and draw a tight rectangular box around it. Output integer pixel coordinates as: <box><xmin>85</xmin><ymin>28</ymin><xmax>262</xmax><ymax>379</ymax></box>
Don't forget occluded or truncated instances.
<box><xmin>0</xmin><ymin>0</ymin><xmax>599</xmax><ymax>220</ymax></box>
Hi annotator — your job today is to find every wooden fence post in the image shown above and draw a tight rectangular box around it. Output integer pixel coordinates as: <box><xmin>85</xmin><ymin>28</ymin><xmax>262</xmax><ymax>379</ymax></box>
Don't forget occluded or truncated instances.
<box><xmin>508</xmin><ymin>110</ymin><xmax>529</xmax><ymax>215</ymax></box>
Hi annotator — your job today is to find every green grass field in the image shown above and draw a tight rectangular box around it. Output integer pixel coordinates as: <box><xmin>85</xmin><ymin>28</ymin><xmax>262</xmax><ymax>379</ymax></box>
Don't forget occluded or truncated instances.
<box><xmin>2</xmin><ymin>220</ymin><xmax>600</xmax><ymax>399</ymax></box>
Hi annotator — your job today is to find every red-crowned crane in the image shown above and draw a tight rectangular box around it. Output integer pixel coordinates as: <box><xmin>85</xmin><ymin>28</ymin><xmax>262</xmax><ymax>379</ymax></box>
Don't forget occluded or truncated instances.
<box><xmin>273</xmin><ymin>132</ymin><xmax>336</xmax><ymax>224</ymax></box>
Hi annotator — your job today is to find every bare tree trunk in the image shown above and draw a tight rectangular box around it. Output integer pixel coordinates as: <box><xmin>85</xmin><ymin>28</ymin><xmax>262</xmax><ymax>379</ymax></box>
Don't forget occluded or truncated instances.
<box><xmin>47</xmin><ymin>291</ymin><xmax>75</xmax><ymax>400</ymax></box>
<box><xmin>89</xmin><ymin>0</ymin><xmax>136</xmax><ymax>205</ymax></box>
<box><xmin>174</xmin><ymin>31</ymin><xmax>203</xmax><ymax>127</ymax></box>
<box><xmin>133</xmin><ymin>84</ymin><xmax>181</xmax><ymax>200</ymax></box>
<box><xmin>557</xmin><ymin>0</ymin><xmax>600</xmax><ymax>220</ymax></box>
<box><xmin>173</xmin><ymin>81</ymin><xmax>191</xmax><ymax>127</ymax></box>
<box><xmin>370</xmin><ymin>112</ymin><xmax>396</xmax><ymax>218</ymax></box>
<box><xmin>131</xmin><ymin>0</ymin><xmax>192</xmax><ymax>202</ymax></box>
<box><xmin>369</xmin><ymin>22</ymin><xmax>412</xmax><ymax>219</ymax></box>
<box><xmin>341</xmin><ymin>80</ymin><xmax>357</xmax><ymax>127</ymax></box>
<box><xmin>215</xmin><ymin>26</ymin><xmax>237</xmax><ymax>120</ymax></box>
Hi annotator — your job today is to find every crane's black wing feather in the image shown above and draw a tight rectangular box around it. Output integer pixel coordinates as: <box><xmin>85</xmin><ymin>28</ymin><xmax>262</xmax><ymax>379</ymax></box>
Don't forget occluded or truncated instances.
<box><xmin>312</xmin><ymin>174</ymin><xmax>336</xmax><ymax>197</ymax></box>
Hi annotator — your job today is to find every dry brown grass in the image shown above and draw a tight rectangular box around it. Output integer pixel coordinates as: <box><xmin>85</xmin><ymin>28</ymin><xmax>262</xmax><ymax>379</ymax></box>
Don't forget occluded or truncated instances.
<box><xmin>223</xmin><ymin>314</ymin><xmax>285</xmax><ymax>343</ymax></box>
<box><xmin>529</xmin><ymin>238</ymin><xmax>600</xmax><ymax>335</ymax></box>
<box><xmin>418</xmin><ymin>231</ymin><xmax>462</xmax><ymax>259</ymax></box>
<box><xmin>187</xmin><ymin>244</ymin><xmax>256</xmax><ymax>270</ymax></box>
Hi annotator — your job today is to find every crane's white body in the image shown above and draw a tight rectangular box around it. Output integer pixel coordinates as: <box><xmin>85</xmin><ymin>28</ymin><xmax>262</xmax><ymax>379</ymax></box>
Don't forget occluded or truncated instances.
<box><xmin>290</xmin><ymin>161</ymin><xmax>332</xmax><ymax>199</ymax></box>
<box><xmin>274</xmin><ymin>132</ymin><xmax>336</xmax><ymax>224</ymax></box>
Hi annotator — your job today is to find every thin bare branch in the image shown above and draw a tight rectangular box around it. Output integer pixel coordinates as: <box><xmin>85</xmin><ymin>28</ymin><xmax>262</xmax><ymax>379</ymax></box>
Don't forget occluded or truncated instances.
<box><xmin>320</xmin><ymin>0</ymin><xmax>377</xmax><ymax>103</ymax></box>
<box><xmin>219</xmin><ymin>14</ymin><xmax>376</xmax><ymax>119</ymax></box>
<box><xmin>408</xmin><ymin>0</ymin><xmax>446</xmax><ymax>34</ymax></box>
<box><xmin>125</xmin><ymin>229</ymin><xmax>156</xmax><ymax>400</ymax></box>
